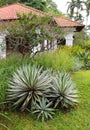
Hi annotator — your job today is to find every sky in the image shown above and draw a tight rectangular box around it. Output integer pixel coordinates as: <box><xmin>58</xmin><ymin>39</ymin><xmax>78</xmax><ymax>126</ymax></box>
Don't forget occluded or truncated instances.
<box><xmin>53</xmin><ymin>0</ymin><xmax>69</xmax><ymax>14</ymax></box>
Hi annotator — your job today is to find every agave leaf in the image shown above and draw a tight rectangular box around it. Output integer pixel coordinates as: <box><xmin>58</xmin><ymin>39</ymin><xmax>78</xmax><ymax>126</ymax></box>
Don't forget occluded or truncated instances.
<box><xmin>37</xmin><ymin>112</ymin><xmax>42</xmax><ymax>120</ymax></box>
<box><xmin>45</xmin><ymin>101</ymin><xmax>52</xmax><ymax>108</ymax></box>
<box><xmin>47</xmin><ymin>113</ymin><xmax>53</xmax><ymax>119</ymax></box>
<box><xmin>21</xmin><ymin>92</ymin><xmax>32</xmax><ymax>111</ymax></box>
<box><xmin>12</xmin><ymin>95</ymin><xmax>26</xmax><ymax>108</ymax></box>
<box><xmin>32</xmin><ymin>109</ymin><xmax>40</xmax><ymax>114</ymax></box>
<box><xmin>44</xmin><ymin>111</ymin><xmax>48</xmax><ymax>119</ymax></box>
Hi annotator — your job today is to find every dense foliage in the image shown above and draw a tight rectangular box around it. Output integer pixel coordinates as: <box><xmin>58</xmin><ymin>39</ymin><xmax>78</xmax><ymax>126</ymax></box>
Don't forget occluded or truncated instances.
<box><xmin>32</xmin><ymin>47</ymin><xmax>82</xmax><ymax>72</ymax></box>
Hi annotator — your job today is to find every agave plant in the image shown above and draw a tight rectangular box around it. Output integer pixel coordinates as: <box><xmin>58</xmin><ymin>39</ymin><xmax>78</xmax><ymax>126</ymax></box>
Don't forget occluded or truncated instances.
<box><xmin>51</xmin><ymin>72</ymin><xmax>78</xmax><ymax>108</ymax></box>
<box><xmin>32</xmin><ymin>97</ymin><xmax>55</xmax><ymax>121</ymax></box>
<box><xmin>7</xmin><ymin>65</ymin><xmax>52</xmax><ymax>111</ymax></box>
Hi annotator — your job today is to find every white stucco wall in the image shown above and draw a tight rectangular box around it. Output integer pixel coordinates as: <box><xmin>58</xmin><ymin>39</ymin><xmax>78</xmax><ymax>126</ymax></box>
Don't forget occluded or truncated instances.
<box><xmin>0</xmin><ymin>34</ymin><xmax>6</xmax><ymax>58</ymax></box>
<box><xmin>64</xmin><ymin>27</ymin><xmax>76</xmax><ymax>46</ymax></box>
<box><xmin>65</xmin><ymin>32</ymin><xmax>74</xmax><ymax>46</ymax></box>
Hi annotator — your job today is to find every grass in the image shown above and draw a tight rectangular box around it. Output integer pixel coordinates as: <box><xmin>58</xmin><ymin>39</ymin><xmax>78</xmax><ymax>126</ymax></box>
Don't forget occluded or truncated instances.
<box><xmin>0</xmin><ymin>70</ymin><xmax>90</xmax><ymax>130</ymax></box>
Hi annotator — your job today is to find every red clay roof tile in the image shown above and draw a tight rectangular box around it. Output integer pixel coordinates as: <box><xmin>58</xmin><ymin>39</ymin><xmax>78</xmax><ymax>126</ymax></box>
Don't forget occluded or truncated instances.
<box><xmin>0</xmin><ymin>3</ymin><xmax>44</xmax><ymax>20</ymax></box>
<box><xmin>54</xmin><ymin>16</ymin><xmax>84</xmax><ymax>27</ymax></box>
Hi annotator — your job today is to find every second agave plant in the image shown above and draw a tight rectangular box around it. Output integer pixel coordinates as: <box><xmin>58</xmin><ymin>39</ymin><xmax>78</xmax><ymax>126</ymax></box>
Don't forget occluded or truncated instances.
<box><xmin>51</xmin><ymin>72</ymin><xmax>78</xmax><ymax>109</ymax></box>
<box><xmin>7</xmin><ymin>65</ymin><xmax>52</xmax><ymax>111</ymax></box>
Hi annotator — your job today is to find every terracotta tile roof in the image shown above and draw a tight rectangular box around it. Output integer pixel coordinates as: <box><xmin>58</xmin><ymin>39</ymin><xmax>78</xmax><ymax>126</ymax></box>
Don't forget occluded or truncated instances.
<box><xmin>0</xmin><ymin>3</ymin><xmax>84</xmax><ymax>31</ymax></box>
<box><xmin>54</xmin><ymin>16</ymin><xmax>84</xmax><ymax>27</ymax></box>
<box><xmin>54</xmin><ymin>16</ymin><xmax>85</xmax><ymax>31</ymax></box>
<box><xmin>0</xmin><ymin>3</ymin><xmax>44</xmax><ymax>20</ymax></box>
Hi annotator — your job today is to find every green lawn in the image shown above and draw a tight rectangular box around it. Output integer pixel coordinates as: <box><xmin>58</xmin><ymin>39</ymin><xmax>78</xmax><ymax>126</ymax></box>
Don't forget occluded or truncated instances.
<box><xmin>1</xmin><ymin>70</ymin><xmax>90</xmax><ymax>130</ymax></box>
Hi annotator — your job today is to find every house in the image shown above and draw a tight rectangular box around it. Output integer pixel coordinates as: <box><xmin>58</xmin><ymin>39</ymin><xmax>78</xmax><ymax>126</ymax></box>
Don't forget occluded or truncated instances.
<box><xmin>0</xmin><ymin>3</ymin><xmax>85</xmax><ymax>58</ymax></box>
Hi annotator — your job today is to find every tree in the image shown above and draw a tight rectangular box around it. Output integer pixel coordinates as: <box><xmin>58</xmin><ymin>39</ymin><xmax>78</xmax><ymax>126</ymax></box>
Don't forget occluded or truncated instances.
<box><xmin>44</xmin><ymin>0</ymin><xmax>62</xmax><ymax>15</ymax></box>
<box><xmin>23</xmin><ymin>0</ymin><xmax>46</xmax><ymax>11</ymax></box>
<box><xmin>67</xmin><ymin>0</ymin><xmax>90</xmax><ymax>25</ymax></box>
<box><xmin>24</xmin><ymin>0</ymin><xmax>62</xmax><ymax>15</ymax></box>
<box><xmin>67</xmin><ymin>0</ymin><xmax>84</xmax><ymax>22</ymax></box>
<box><xmin>0</xmin><ymin>0</ymin><xmax>6</xmax><ymax>6</ymax></box>
<box><xmin>4</xmin><ymin>0</ymin><xmax>19</xmax><ymax>4</ymax></box>
<box><xmin>6</xmin><ymin>13</ymin><xmax>62</xmax><ymax>56</ymax></box>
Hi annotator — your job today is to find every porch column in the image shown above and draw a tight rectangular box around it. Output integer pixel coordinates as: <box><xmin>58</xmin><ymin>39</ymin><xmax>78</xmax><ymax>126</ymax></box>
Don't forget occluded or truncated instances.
<box><xmin>0</xmin><ymin>34</ymin><xmax>6</xmax><ymax>58</ymax></box>
<box><xmin>65</xmin><ymin>32</ymin><xmax>74</xmax><ymax>46</ymax></box>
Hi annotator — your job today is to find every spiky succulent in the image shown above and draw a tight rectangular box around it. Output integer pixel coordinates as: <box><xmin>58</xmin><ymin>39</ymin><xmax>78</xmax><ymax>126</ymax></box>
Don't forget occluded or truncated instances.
<box><xmin>51</xmin><ymin>72</ymin><xmax>78</xmax><ymax>108</ymax></box>
<box><xmin>7</xmin><ymin>65</ymin><xmax>52</xmax><ymax>111</ymax></box>
<box><xmin>32</xmin><ymin>97</ymin><xmax>55</xmax><ymax>121</ymax></box>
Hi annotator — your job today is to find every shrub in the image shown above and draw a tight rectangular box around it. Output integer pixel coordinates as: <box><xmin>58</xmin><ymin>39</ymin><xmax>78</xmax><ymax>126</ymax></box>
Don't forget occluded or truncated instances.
<box><xmin>77</xmin><ymin>50</ymin><xmax>90</xmax><ymax>69</ymax></box>
<box><xmin>77</xmin><ymin>40</ymin><xmax>90</xmax><ymax>50</ymax></box>
<box><xmin>83</xmin><ymin>40</ymin><xmax>90</xmax><ymax>50</ymax></box>
<box><xmin>70</xmin><ymin>45</ymin><xmax>83</xmax><ymax>56</ymax></box>
<box><xmin>7</xmin><ymin>65</ymin><xmax>52</xmax><ymax>111</ymax></box>
<box><xmin>32</xmin><ymin>49</ymin><xmax>77</xmax><ymax>72</ymax></box>
<box><xmin>51</xmin><ymin>72</ymin><xmax>78</xmax><ymax>108</ymax></box>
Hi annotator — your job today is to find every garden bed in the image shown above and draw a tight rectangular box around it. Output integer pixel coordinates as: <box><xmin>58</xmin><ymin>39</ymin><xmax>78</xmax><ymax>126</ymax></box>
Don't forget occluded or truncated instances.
<box><xmin>0</xmin><ymin>70</ymin><xmax>90</xmax><ymax>130</ymax></box>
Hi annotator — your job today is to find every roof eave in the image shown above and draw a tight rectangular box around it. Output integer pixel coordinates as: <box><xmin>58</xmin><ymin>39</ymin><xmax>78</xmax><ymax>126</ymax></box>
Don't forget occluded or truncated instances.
<box><xmin>58</xmin><ymin>25</ymin><xmax>85</xmax><ymax>32</ymax></box>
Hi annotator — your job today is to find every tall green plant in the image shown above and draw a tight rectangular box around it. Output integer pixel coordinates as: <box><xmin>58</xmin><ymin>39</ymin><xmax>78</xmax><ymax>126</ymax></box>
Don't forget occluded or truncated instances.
<box><xmin>33</xmin><ymin>49</ymin><xmax>77</xmax><ymax>72</ymax></box>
